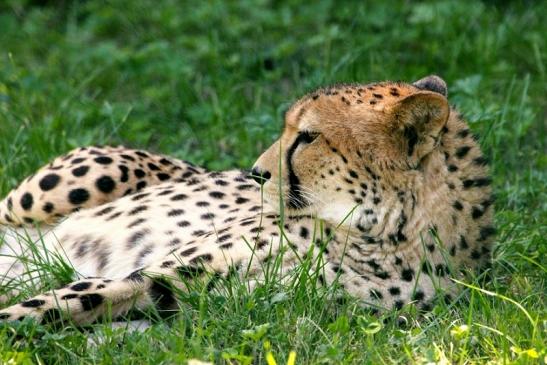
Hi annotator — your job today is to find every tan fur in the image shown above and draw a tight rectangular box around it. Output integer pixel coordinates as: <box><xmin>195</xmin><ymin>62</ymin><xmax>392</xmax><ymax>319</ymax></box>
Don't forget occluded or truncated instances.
<box><xmin>0</xmin><ymin>76</ymin><xmax>494</xmax><ymax>324</ymax></box>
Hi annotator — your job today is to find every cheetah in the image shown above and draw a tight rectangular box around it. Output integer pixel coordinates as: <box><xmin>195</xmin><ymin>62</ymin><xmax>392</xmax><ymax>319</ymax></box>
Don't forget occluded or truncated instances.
<box><xmin>0</xmin><ymin>75</ymin><xmax>494</xmax><ymax>324</ymax></box>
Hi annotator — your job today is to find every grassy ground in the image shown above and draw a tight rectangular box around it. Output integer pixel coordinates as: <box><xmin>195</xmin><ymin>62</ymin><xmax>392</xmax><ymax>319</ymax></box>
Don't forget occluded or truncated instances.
<box><xmin>0</xmin><ymin>0</ymin><xmax>545</xmax><ymax>363</ymax></box>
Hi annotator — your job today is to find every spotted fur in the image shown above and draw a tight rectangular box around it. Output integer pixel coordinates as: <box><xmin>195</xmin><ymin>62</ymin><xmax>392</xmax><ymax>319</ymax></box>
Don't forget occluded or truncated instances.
<box><xmin>0</xmin><ymin>76</ymin><xmax>494</xmax><ymax>324</ymax></box>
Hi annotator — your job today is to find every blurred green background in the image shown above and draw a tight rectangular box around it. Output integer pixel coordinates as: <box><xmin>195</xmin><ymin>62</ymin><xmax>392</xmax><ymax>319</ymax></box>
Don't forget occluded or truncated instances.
<box><xmin>0</xmin><ymin>0</ymin><xmax>545</xmax><ymax>363</ymax></box>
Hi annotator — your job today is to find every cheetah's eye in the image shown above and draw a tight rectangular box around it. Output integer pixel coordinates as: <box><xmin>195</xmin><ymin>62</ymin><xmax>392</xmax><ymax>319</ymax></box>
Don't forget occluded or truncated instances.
<box><xmin>298</xmin><ymin>131</ymin><xmax>320</xmax><ymax>144</ymax></box>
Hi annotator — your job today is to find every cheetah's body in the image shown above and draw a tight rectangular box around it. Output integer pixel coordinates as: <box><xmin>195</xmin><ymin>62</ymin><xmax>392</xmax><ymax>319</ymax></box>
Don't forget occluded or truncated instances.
<box><xmin>0</xmin><ymin>76</ymin><xmax>494</xmax><ymax>324</ymax></box>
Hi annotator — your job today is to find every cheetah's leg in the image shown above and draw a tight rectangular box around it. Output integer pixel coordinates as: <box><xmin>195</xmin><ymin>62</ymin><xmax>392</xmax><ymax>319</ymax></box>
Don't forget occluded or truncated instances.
<box><xmin>0</xmin><ymin>217</ymin><xmax>313</xmax><ymax>325</ymax></box>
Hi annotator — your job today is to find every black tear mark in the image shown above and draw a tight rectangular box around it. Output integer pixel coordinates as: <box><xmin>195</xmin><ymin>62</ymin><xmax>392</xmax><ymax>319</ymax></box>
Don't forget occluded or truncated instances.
<box><xmin>286</xmin><ymin>132</ymin><xmax>316</xmax><ymax>209</ymax></box>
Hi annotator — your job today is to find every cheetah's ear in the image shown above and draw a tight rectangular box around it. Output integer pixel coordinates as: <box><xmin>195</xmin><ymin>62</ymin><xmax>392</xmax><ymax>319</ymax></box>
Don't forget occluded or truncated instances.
<box><xmin>412</xmin><ymin>75</ymin><xmax>447</xmax><ymax>96</ymax></box>
<box><xmin>391</xmin><ymin>90</ymin><xmax>450</xmax><ymax>167</ymax></box>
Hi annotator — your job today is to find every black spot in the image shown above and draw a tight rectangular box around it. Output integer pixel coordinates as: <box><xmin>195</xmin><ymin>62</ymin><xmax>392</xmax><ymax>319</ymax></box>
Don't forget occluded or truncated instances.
<box><xmin>370</xmin><ymin>289</ymin><xmax>383</xmax><ymax>299</ymax></box>
<box><xmin>20</xmin><ymin>193</ymin><xmax>33</xmax><ymax>210</ymax></box>
<box><xmin>218</xmin><ymin>234</ymin><xmax>231</xmax><ymax>242</ymax></box>
<box><xmin>157</xmin><ymin>189</ymin><xmax>174</xmax><ymax>196</ymax></box>
<box><xmin>94</xmin><ymin>156</ymin><xmax>113</xmax><ymax>165</ymax></box>
<box><xmin>180</xmin><ymin>247</ymin><xmax>197</xmax><ymax>256</ymax></box>
<box><xmin>201</xmin><ymin>213</ymin><xmax>215</xmax><ymax>220</ymax></box>
<box><xmin>71</xmin><ymin>282</ymin><xmax>92</xmax><ymax>291</ymax></box>
<box><xmin>134</xmin><ymin>169</ymin><xmax>146</xmax><ymax>178</ymax></box>
<box><xmin>119</xmin><ymin>165</ymin><xmax>129</xmax><ymax>182</ymax></box>
<box><xmin>96</xmin><ymin>175</ymin><xmax>116</xmax><ymax>194</ymax></box>
<box><xmin>374</xmin><ymin>271</ymin><xmax>391</xmax><ymax>280</ymax></box>
<box><xmin>453</xmin><ymin>201</ymin><xmax>463</xmax><ymax>210</ymax></box>
<box><xmin>421</xmin><ymin>261</ymin><xmax>433</xmax><ymax>275</ymax></box>
<box><xmin>21</xmin><ymin>299</ymin><xmax>45</xmax><ymax>307</ymax></box>
<box><xmin>161</xmin><ymin>261</ymin><xmax>175</xmax><ymax>268</ymax></box>
<box><xmin>190</xmin><ymin>253</ymin><xmax>213</xmax><ymax>264</ymax></box>
<box><xmin>42</xmin><ymin>202</ymin><xmax>54</xmax><ymax>213</ymax></box>
<box><xmin>235</xmin><ymin>197</ymin><xmax>250</xmax><ymax>204</ymax></box>
<box><xmin>79</xmin><ymin>293</ymin><xmax>104</xmax><ymax>311</ymax></box>
<box><xmin>71</xmin><ymin>157</ymin><xmax>86</xmax><ymax>164</ymax></box>
<box><xmin>167</xmin><ymin>209</ymin><xmax>185</xmax><ymax>217</ymax></box>
<box><xmin>68</xmin><ymin>189</ymin><xmax>90</xmax><ymax>205</ymax></box>
<box><xmin>39</xmin><ymin>174</ymin><xmax>61</xmax><ymax>191</ymax></box>
<box><xmin>7</xmin><ymin>197</ymin><xmax>12</xmax><ymax>210</ymax></box>
<box><xmin>171</xmin><ymin>194</ymin><xmax>188</xmax><ymax>201</ymax></box>
<box><xmin>95</xmin><ymin>206</ymin><xmax>115</xmax><ymax>216</ymax></box>
<box><xmin>72</xmin><ymin>165</ymin><xmax>90</xmax><ymax>177</ymax></box>
<box><xmin>412</xmin><ymin>291</ymin><xmax>425</xmax><ymax>301</ymax></box>
<box><xmin>136</xmin><ymin>181</ymin><xmax>147</xmax><ymax>190</ymax></box>
<box><xmin>177</xmin><ymin>220</ymin><xmax>190</xmax><ymax>227</ymax></box>
<box><xmin>127</xmin><ymin>229</ymin><xmax>149</xmax><ymax>247</ymax></box>
<box><xmin>394</xmin><ymin>300</ymin><xmax>404</xmax><ymax>310</ymax></box>
<box><xmin>177</xmin><ymin>265</ymin><xmax>205</xmax><ymax>279</ymax></box>
<box><xmin>128</xmin><ymin>205</ymin><xmax>148</xmax><ymax>215</ymax></box>
<box><xmin>472</xmin><ymin>206</ymin><xmax>484</xmax><ymax>219</ymax></box>
<box><xmin>388</xmin><ymin>287</ymin><xmax>401</xmax><ymax>296</ymax></box>
<box><xmin>448</xmin><ymin>164</ymin><xmax>458</xmax><ymax>172</ymax></box>
<box><xmin>250</xmin><ymin>226</ymin><xmax>263</xmax><ymax>234</ymax></box>
<box><xmin>157</xmin><ymin>173</ymin><xmax>170</xmax><ymax>181</ymax></box>
<box><xmin>401</xmin><ymin>268</ymin><xmax>414</xmax><ymax>282</ymax></box>
<box><xmin>136</xmin><ymin>151</ymin><xmax>149</xmax><ymax>158</ymax></box>
<box><xmin>348</xmin><ymin>170</ymin><xmax>359</xmax><ymax>179</ymax></box>
<box><xmin>131</xmin><ymin>192</ymin><xmax>150</xmax><ymax>201</ymax></box>
<box><xmin>237</xmin><ymin>184</ymin><xmax>255</xmax><ymax>190</ymax></box>
<box><xmin>126</xmin><ymin>270</ymin><xmax>144</xmax><ymax>282</ymax></box>
<box><xmin>455</xmin><ymin>146</ymin><xmax>471</xmax><ymax>159</ymax></box>
<box><xmin>147</xmin><ymin>162</ymin><xmax>160</xmax><ymax>171</ymax></box>
<box><xmin>215</xmin><ymin>179</ymin><xmax>229</xmax><ymax>186</ymax></box>
<box><xmin>435</xmin><ymin>264</ymin><xmax>447</xmax><ymax>276</ymax></box>
<box><xmin>159</xmin><ymin>158</ymin><xmax>172</xmax><ymax>165</ymax></box>
<box><xmin>473</xmin><ymin>156</ymin><xmax>488</xmax><ymax>166</ymax></box>
<box><xmin>471</xmin><ymin>250</ymin><xmax>481</xmax><ymax>260</ymax></box>
<box><xmin>457</xmin><ymin>129</ymin><xmax>470</xmax><ymax>138</ymax></box>
<box><xmin>121</xmin><ymin>154</ymin><xmax>135</xmax><ymax>161</ymax></box>
<box><xmin>459</xmin><ymin>236</ymin><xmax>469</xmax><ymax>250</ymax></box>
<box><xmin>462</xmin><ymin>177</ymin><xmax>491</xmax><ymax>189</ymax></box>
<box><xmin>209</xmin><ymin>191</ymin><xmax>225</xmax><ymax>199</ymax></box>
<box><xmin>61</xmin><ymin>293</ymin><xmax>78</xmax><ymax>300</ymax></box>
<box><xmin>478</xmin><ymin>226</ymin><xmax>496</xmax><ymax>241</ymax></box>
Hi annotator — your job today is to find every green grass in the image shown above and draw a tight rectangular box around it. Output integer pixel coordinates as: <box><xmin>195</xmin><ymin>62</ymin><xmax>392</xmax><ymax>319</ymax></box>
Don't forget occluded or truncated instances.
<box><xmin>0</xmin><ymin>0</ymin><xmax>545</xmax><ymax>363</ymax></box>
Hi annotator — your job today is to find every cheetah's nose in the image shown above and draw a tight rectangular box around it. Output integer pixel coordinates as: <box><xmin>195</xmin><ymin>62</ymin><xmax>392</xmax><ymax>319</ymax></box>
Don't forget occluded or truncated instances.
<box><xmin>250</xmin><ymin>167</ymin><xmax>271</xmax><ymax>185</ymax></box>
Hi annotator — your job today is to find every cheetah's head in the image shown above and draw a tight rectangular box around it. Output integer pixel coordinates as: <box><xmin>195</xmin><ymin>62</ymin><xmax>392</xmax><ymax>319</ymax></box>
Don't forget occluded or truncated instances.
<box><xmin>252</xmin><ymin>75</ymin><xmax>450</xmax><ymax>224</ymax></box>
